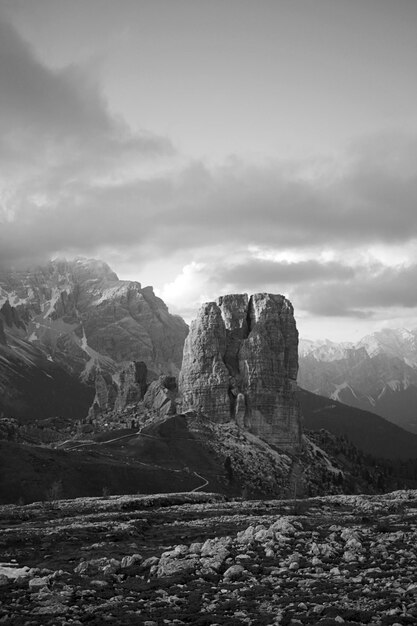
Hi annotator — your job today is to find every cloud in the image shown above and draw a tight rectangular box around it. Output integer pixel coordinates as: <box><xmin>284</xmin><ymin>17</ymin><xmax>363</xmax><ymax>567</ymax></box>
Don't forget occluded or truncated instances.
<box><xmin>3</xmin><ymin>129</ymin><xmax>417</xmax><ymax>270</ymax></box>
<box><xmin>0</xmin><ymin>17</ymin><xmax>173</xmax><ymax>241</ymax></box>
<box><xmin>159</xmin><ymin>254</ymin><xmax>417</xmax><ymax>325</ymax></box>
<box><xmin>297</xmin><ymin>263</ymin><xmax>417</xmax><ymax>317</ymax></box>
<box><xmin>217</xmin><ymin>258</ymin><xmax>356</xmax><ymax>290</ymax></box>
<box><xmin>1</xmin><ymin>16</ymin><xmax>417</xmax><ymax>335</ymax></box>
<box><xmin>0</xmin><ymin>19</ymin><xmax>172</xmax><ymax>154</ymax></box>
<box><xmin>1</xmin><ymin>18</ymin><xmax>416</xmax><ymax>269</ymax></box>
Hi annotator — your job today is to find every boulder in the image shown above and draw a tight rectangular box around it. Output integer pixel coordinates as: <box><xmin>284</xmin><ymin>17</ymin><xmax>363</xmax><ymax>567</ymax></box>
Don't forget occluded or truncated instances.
<box><xmin>144</xmin><ymin>375</ymin><xmax>178</xmax><ymax>417</ymax></box>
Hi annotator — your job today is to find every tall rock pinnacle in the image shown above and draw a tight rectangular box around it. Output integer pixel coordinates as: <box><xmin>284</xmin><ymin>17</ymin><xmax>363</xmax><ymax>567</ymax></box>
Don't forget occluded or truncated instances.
<box><xmin>179</xmin><ymin>293</ymin><xmax>302</xmax><ymax>450</ymax></box>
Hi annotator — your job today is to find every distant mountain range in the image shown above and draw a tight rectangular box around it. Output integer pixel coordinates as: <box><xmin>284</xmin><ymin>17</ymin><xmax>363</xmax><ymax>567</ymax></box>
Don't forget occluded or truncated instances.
<box><xmin>298</xmin><ymin>328</ymin><xmax>417</xmax><ymax>434</ymax></box>
<box><xmin>0</xmin><ymin>258</ymin><xmax>188</xmax><ymax>422</ymax></box>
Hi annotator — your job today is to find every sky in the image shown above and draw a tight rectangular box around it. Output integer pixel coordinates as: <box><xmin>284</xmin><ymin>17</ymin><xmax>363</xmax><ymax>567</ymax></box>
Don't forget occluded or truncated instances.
<box><xmin>0</xmin><ymin>0</ymin><xmax>417</xmax><ymax>341</ymax></box>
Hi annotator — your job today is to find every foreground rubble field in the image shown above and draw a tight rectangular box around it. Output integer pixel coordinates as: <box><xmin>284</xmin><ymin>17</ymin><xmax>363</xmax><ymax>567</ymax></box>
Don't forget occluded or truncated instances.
<box><xmin>1</xmin><ymin>490</ymin><xmax>417</xmax><ymax>625</ymax></box>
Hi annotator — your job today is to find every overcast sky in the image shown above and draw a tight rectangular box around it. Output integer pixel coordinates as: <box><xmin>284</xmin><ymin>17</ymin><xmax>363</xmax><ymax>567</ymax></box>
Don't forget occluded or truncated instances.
<box><xmin>0</xmin><ymin>0</ymin><xmax>416</xmax><ymax>341</ymax></box>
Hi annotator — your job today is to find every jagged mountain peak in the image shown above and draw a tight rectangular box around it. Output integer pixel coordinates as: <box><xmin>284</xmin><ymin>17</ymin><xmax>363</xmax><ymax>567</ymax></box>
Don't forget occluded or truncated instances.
<box><xmin>298</xmin><ymin>337</ymin><xmax>354</xmax><ymax>362</ymax></box>
<box><xmin>300</xmin><ymin>327</ymin><xmax>417</xmax><ymax>363</ymax></box>
<box><xmin>0</xmin><ymin>258</ymin><xmax>188</xmax><ymax>421</ymax></box>
<box><xmin>358</xmin><ymin>327</ymin><xmax>417</xmax><ymax>362</ymax></box>
<box><xmin>298</xmin><ymin>325</ymin><xmax>417</xmax><ymax>434</ymax></box>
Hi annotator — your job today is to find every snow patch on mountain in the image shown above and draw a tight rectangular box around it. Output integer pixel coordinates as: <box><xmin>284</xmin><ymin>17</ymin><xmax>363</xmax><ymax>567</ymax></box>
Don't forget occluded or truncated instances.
<box><xmin>299</xmin><ymin>338</ymin><xmax>353</xmax><ymax>362</ymax></box>
<box><xmin>359</xmin><ymin>328</ymin><xmax>417</xmax><ymax>363</ymax></box>
<box><xmin>78</xmin><ymin>330</ymin><xmax>116</xmax><ymax>382</ymax></box>
<box><xmin>302</xmin><ymin>328</ymin><xmax>417</xmax><ymax>368</ymax></box>
<box><xmin>366</xmin><ymin>394</ymin><xmax>376</xmax><ymax>407</ymax></box>
<box><xmin>43</xmin><ymin>287</ymin><xmax>60</xmax><ymax>318</ymax></box>
<box><xmin>387</xmin><ymin>380</ymin><xmax>402</xmax><ymax>392</ymax></box>
<box><xmin>329</xmin><ymin>382</ymin><xmax>358</xmax><ymax>402</ymax></box>
<box><xmin>81</xmin><ymin>327</ymin><xmax>88</xmax><ymax>352</ymax></box>
<box><xmin>93</xmin><ymin>281</ymin><xmax>142</xmax><ymax>306</ymax></box>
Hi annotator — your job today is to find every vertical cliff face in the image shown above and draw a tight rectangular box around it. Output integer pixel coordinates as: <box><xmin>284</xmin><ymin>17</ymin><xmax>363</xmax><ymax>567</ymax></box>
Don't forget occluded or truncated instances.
<box><xmin>88</xmin><ymin>361</ymin><xmax>148</xmax><ymax>420</ymax></box>
<box><xmin>179</xmin><ymin>293</ymin><xmax>302</xmax><ymax>450</ymax></box>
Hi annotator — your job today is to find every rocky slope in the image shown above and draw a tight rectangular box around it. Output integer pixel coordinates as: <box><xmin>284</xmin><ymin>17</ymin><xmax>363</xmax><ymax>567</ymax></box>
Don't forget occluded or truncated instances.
<box><xmin>0</xmin><ymin>258</ymin><xmax>188</xmax><ymax>421</ymax></box>
<box><xmin>2</xmin><ymin>489</ymin><xmax>417</xmax><ymax>625</ymax></box>
<box><xmin>179</xmin><ymin>293</ymin><xmax>302</xmax><ymax>451</ymax></box>
<box><xmin>298</xmin><ymin>328</ymin><xmax>417</xmax><ymax>434</ymax></box>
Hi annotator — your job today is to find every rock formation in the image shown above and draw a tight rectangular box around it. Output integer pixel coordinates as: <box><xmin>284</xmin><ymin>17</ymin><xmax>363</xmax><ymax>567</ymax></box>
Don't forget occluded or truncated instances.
<box><xmin>0</xmin><ymin>258</ymin><xmax>189</xmax><ymax>422</ymax></box>
<box><xmin>114</xmin><ymin>361</ymin><xmax>148</xmax><ymax>412</ymax></box>
<box><xmin>0</xmin><ymin>300</ymin><xmax>26</xmax><ymax>332</ymax></box>
<box><xmin>0</xmin><ymin>258</ymin><xmax>189</xmax><ymax>380</ymax></box>
<box><xmin>144</xmin><ymin>375</ymin><xmax>178</xmax><ymax>417</ymax></box>
<box><xmin>88</xmin><ymin>361</ymin><xmax>148</xmax><ymax>420</ymax></box>
<box><xmin>179</xmin><ymin>293</ymin><xmax>302</xmax><ymax>450</ymax></box>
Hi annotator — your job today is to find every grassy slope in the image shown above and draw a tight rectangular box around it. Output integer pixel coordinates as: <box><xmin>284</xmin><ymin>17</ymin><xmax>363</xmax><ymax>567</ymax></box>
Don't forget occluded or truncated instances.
<box><xmin>298</xmin><ymin>387</ymin><xmax>417</xmax><ymax>459</ymax></box>
<box><xmin>0</xmin><ymin>416</ymin><xmax>231</xmax><ymax>505</ymax></box>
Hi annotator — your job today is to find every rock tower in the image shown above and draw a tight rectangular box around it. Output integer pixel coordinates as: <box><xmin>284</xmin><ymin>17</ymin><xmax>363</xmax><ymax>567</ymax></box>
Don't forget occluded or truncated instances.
<box><xmin>179</xmin><ymin>293</ymin><xmax>302</xmax><ymax>450</ymax></box>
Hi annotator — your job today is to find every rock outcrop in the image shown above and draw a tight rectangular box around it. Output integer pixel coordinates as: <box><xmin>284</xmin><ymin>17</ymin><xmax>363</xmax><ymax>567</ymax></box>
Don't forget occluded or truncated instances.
<box><xmin>88</xmin><ymin>361</ymin><xmax>148</xmax><ymax>420</ymax></box>
<box><xmin>0</xmin><ymin>300</ymin><xmax>26</xmax><ymax>332</ymax></box>
<box><xmin>179</xmin><ymin>293</ymin><xmax>302</xmax><ymax>450</ymax></box>
<box><xmin>144</xmin><ymin>375</ymin><xmax>178</xmax><ymax>417</ymax></box>
<box><xmin>86</xmin><ymin>365</ymin><xmax>179</xmax><ymax>425</ymax></box>
<box><xmin>113</xmin><ymin>361</ymin><xmax>148</xmax><ymax>413</ymax></box>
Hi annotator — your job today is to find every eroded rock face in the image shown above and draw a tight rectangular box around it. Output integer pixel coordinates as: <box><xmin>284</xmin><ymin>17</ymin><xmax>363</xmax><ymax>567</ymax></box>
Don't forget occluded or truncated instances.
<box><xmin>0</xmin><ymin>258</ymin><xmax>188</xmax><ymax>379</ymax></box>
<box><xmin>114</xmin><ymin>361</ymin><xmax>148</xmax><ymax>412</ymax></box>
<box><xmin>88</xmin><ymin>361</ymin><xmax>148</xmax><ymax>420</ymax></box>
<box><xmin>144</xmin><ymin>375</ymin><xmax>178</xmax><ymax>417</ymax></box>
<box><xmin>179</xmin><ymin>293</ymin><xmax>302</xmax><ymax>450</ymax></box>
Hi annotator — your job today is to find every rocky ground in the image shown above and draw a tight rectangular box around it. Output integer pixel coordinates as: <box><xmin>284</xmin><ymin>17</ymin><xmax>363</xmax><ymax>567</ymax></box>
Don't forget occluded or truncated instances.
<box><xmin>1</xmin><ymin>491</ymin><xmax>417</xmax><ymax>625</ymax></box>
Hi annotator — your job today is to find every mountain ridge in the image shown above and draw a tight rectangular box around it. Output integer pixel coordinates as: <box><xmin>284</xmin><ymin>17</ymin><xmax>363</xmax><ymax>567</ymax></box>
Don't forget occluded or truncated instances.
<box><xmin>299</xmin><ymin>327</ymin><xmax>417</xmax><ymax>433</ymax></box>
<box><xmin>0</xmin><ymin>258</ymin><xmax>188</xmax><ymax>422</ymax></box>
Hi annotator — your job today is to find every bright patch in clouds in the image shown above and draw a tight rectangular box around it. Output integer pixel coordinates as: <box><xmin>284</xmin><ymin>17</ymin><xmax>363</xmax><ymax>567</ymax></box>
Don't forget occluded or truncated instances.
<box><xmin>158</xmin><ymin>262</ymin><xmax>212</xmax><ymax>321</ymax></box>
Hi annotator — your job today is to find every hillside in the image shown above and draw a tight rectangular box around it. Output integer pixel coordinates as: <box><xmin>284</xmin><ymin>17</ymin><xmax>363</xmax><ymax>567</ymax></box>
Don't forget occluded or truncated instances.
<box><xmin>298</xmin><ymin>387</ymin><xmax>417</xmax><ymax>459</ymax></box>
<box><xmin>0</xmin><ymin>333</ymin><xmax>94</xmax><ymax>422</ymax></box>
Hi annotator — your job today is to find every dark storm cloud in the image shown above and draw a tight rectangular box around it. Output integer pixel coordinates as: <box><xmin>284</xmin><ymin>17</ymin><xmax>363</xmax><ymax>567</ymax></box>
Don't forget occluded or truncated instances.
<box><xmin>17</xmin><ymin>132</ymin><xmax>411</xmax><ymax>263</ymax></box>
<box><xmin>217</xmin><ymin>258</ymin><xmax>355</xmax><ymax>290</ymax></box>
<box><xmin>1</xmin><ymin>132</ymin><xmax>417</xmax><ymax>269</ymax></box>
<box><xmin>295</xmin><ymin>263</ymin><xmax>417</xmax><ymax>317</ymax></box>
